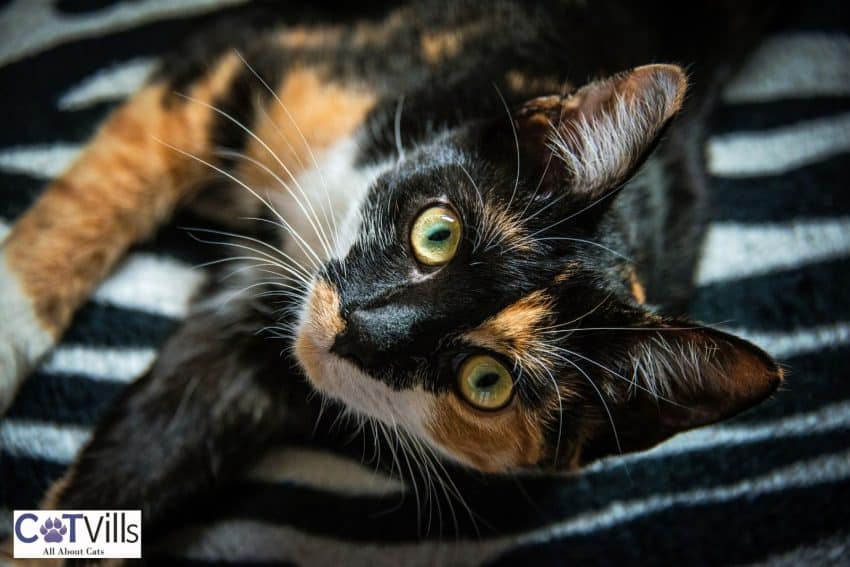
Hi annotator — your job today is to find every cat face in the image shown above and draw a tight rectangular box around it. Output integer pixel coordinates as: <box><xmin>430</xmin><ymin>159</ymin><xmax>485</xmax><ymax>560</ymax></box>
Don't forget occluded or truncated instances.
<box><xmin>294</xmin><ymin>65</ymin><xmax>782</xmax><ymax>472</ymax></box>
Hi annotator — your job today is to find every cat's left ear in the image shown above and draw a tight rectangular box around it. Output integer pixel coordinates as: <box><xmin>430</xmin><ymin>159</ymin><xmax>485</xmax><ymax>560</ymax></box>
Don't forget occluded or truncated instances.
<box><xmin>578</xmin><ymin>321</ymin><xmax>783</xmax><ymax>464</ymax></box>
<box><xmin>515</xmin><ymin>64</ymin><xmax>688</xmax><ymax>197</ymax></box>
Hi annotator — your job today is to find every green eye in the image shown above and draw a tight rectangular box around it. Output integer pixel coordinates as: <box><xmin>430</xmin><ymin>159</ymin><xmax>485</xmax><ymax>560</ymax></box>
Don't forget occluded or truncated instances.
<box><xmin>457</xmin><ymin>355</ymin><xmax>514</xmax><ymax>411</ymax></box>
<box><xmin>410</xmin><ymin>205</ymin><xmax>461</xmax><ymax>266</ymax></box>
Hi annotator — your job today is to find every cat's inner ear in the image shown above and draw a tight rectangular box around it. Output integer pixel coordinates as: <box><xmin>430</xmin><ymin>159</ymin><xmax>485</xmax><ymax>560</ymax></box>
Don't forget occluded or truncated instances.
<box><xmin>516</xmin><ymin>64</ymin><xmax>688</xmax><ymax>197</ymax></box>
<box><xmin>579</xmin><ymin>322</ymin><xmax>783</xmax><ymax>464</ymax></box>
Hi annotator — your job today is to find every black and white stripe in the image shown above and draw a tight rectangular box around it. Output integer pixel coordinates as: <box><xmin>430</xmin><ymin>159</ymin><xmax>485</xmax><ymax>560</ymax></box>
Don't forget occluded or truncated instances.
<box><xmin>1</xmin><ymin>1</ymin><xmax>849</xmax><ymax>563</ymax></box>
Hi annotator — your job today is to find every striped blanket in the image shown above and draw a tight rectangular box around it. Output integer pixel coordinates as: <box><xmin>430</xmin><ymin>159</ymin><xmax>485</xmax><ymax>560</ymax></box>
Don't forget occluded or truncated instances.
<box><xmin>1</xmin><ymin>1</ymin><xmax>849</xmax><ymax>564</ymax></box>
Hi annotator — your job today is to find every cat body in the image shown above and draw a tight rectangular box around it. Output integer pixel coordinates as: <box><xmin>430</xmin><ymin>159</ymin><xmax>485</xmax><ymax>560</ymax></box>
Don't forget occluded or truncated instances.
<box><xmin>0</xmin><ymin>0</ymin><xmax>782</xmax><ymax>546</ymax></box>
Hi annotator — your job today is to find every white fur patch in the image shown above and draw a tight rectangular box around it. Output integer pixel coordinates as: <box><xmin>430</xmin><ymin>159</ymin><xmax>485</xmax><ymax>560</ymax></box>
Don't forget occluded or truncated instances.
<box><xmin>0</xmin><ymin>251</ymin><xmax>55</xmax><ymax>411</ymax></box>
<box><xmin>308</xmin><ymin>353</ymin><xmax>436</xmax><ymax>439</ymax></box>
<box><xmin>269</xmin><ymin>137</ymin><xmax>390</xmax><ymax>268</ymax></box>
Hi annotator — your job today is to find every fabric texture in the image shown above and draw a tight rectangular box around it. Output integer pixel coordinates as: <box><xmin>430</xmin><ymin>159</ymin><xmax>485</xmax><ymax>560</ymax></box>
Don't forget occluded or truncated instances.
<box><xmin>1</xmin><ymin>1</ymin><xmax>849</xmax><ymax>564</ymax></box>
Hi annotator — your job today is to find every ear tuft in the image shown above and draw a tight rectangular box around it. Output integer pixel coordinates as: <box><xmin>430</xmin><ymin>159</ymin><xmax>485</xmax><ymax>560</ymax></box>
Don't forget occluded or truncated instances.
<box><xmin>546</xmin><ymin>64</ymin><xmax>689</xmax><ymax>195</ymax></box>
<box><xmin>580</xmin><ymin>322</ymin><xmax>782</xmax><ymax>463</ymax></box>
<box><xmin>629</xmin><ymin>328</ymin><xmax>782</xmax><ymax>431</ymax></box>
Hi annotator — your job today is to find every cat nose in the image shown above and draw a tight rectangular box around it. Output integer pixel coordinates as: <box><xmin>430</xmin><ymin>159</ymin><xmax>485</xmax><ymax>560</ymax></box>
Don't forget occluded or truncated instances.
<box><xmin>330</xmin><ymin>310</ymin><xmax>380</xmax><ymax>369</ymax></box>
<box><xmin>330</xmin><ymin>307</ymin><xmax>413</xmax><ymax>370</ymax></box>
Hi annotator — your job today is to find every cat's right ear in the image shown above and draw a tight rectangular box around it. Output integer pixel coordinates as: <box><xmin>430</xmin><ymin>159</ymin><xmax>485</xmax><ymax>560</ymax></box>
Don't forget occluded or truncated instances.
<box><xmin>515</xmin><ymin>64</ymin><xmax>688</xmax><ymax>199</ymax></box>
<box><xmin>578</xmin><ymin>321</ymin><xmax>784</xmax><ymax>464</ymax></box>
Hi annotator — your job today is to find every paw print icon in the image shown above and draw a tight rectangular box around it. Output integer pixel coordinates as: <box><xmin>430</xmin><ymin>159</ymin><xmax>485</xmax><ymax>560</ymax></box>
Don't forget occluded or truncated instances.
<box><xmin>40</xmin><ymin>517</ymin><xmax>67</xmax><ymax>543</ymax></box>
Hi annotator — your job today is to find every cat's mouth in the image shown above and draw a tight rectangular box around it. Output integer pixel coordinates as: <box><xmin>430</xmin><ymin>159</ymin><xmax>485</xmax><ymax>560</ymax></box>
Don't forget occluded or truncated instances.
<box><xmin>293</xmin><ymin>278</ymin><xmax>436</xmax><ymax>434</ymax></box>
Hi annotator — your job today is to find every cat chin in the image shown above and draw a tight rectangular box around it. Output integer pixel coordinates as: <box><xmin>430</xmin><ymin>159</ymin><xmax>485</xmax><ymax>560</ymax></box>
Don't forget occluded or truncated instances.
<box><xmin>296</xmin><ymin>328</ymin><xmax>435</xmax><ymax>436</ymax></box>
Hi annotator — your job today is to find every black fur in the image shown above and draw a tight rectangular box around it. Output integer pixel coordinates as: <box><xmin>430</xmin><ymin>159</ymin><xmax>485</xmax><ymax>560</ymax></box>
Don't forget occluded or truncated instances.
<box><xmin>48</xmin><ymin>0</ymin><xmax>785</xmax><ymax>551</ymax></box>
<box><xmin>50</xmin><ymin>287</ymin><xmax>316</xmax><ymax>542</ymax></box>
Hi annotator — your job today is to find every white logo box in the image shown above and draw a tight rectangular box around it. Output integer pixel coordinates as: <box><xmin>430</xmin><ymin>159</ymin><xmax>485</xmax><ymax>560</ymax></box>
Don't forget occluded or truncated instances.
<box><xmin>13</xmin><ymin>510</ymin><xmax>142</xmax><ymax>559</ymax></box>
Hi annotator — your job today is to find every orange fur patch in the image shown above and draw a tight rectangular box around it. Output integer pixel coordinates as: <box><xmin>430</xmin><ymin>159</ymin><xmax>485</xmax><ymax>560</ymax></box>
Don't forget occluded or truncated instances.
<box><xmin>479</xmin><ymin>205</ymin><xmax>534</xmax><ymax>253</ymax></box>
<box><xmin>464</xmin><ymin>290</ymin><xmax>552</xmax><ymax>356</ymax></box>
<box><xmin>237</xmin><ymin>65</ymin><xmax>376</xmax><ymax>194</ymax></box>
<box><xmin>554</xmin><ymin>261</ymin><xmax>581</xmax><ymax>283</ymax></box>
<box><xmin>274</xmin><ymin>26</ymin><xmax>343</xmax><ymax>50</ymax></box>
<box><xmin>4</xmin><ymin>53</ymin><xmax>235</xmax><ymax>334</ymax></box>
<box><xmin>629</xmin><ymin>269</ymin><xmax>647</xmax><ymax>304</ymax></box>
<box><xmin>427</xmin><ymin>392</ymin><xmax>544</xmax><ymax>472</ymax></box>
<box><xmin>505</xmin><ymin>70</ymin><xmax>567</xmax><ymax>97</ymax></box>
<box><xmin>294</xmin><ymin>279</ymin><xmax>345</xmax><ymax>380</ymax></box>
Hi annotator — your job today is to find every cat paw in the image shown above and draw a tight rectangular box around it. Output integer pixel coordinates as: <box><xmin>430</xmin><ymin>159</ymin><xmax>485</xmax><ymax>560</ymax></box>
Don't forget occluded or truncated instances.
<box><xmin>0</xmin><ymin>251</ymin><xmax>55</xmax><ymax>413</ymax></box>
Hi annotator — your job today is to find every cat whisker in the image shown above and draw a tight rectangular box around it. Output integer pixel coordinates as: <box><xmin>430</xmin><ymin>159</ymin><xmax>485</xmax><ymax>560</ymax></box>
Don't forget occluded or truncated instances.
<box><xmin>388</xmin><ymin>414</ymin><xmax>424</xmax><ymax>534</ymax></box>
<box><xmin>517</xmin><ymin>140</ymin><xmax>556</xmax><ymax>222</ymax></box>
<box><xmin>544</xmin><ymin>344</ymin><xmax>690</xmax><ymax>409</ymax></box>
<box><xmin>544</xmin><ymin>365</ymin><xmax>565</xmax><ymax>468</ymax></box>
<box><xmin>234</xmin><ymin>50</ymin><xmax>340</xmax><ymax>253</ymax></box>
<box><xmin>220</xmin><ymin>280</ymin><xmax>305</xmax><ymax>307</ymax></box>
<box><xmin>517</xmin><ymin>88</ymin><xmax>570</xmax><ymax>223</ymax></box>
<box><xmin>400</xmin><ymin>430</ymin><xmax>438</xmax><ymax>535</ymax></box>
<box><xmin>541</xmin><ymin>324</ymin><xmax>704</xmax><ymax>335</ymax></box>
<box><xmin>536</xmin><ymin>236</ymin><xmax>633</xmax><ymax>261</ymax></box>
<box><xmin>255</xmin><ymin>97</ymin><xmax>308</xmax><ymax>178</ymax></box>
<box><xmin>493</xmin><ymin>82</ymin><xmax>521</xmax><ymax>212</ymax></box>
<box><xmin>408</xmin><ymin>434</ymin><xmax>448</xmax><ymax>538</ymax></box>
<box><xmin>418</xmin><ymin>435</ymin><xmax>481</xmax><ymax>540</ymax></box>
<box><xmin>455</xmin><ymin>161</ymin><xmax>487</xmax><ymax>252</ymax></box>
<box><xmin>153</xmin><ymin>137</ymin><xmax>326</xmax><ymax>271</ymax></box>
<box><xmin>184</xmin><ymin>225</ymin><xmax>314</xmax><ymax>277</ymax></box>
<box><xmin>254</xmin><ymin>101</ymin><xmax>345</xmax><ymax>284</ymax></box>
<box><xmin>394</xmin><ymin>95</ymin><xmax>406</xmax><ymax>162</ymax></box>
<box><xmin>184</xmin><ymin>232</ymin><xmax>312</xmax><ymax>287</ymax></box>
<box><xmin>527</xmin><ymin>182</ymin><xmax>627</xmax><ymax>240</ymax></box>
<box><xmin>519</xmin><ymin>191</ymin><xmax>567</xmax><ymax>227</ymax></box>
<box><xmin>535</xmin><ymin>295</ymin><xmax>611</xmax><ymax>335</ymax></box>
<box><xmin>376</xmin><ymin>420</ymin><xmax>408</xmax><ymax>516</ymax></box>
<box><xmin>201</xmin><ymin>250</ymin><xmax>309</xmax><ymax>291</ymax></box>
<box><xmin>173</xmin><ymin>93</ymin><xmax>335</xmax><ymax>259</ymax></box>
<box><xmin>214</xmin><ymin>149</ymin><xmax>335</xmax><ymax>264</ymax></box>
<box><xmin>558</xmin><ymin>354</ymin><xmax>624</xmax><ymax>456</ymax></box>
<box><xmin>171</xmin><ymin>93</ymin><xmax>330</xmax><ymax>262</ymax></box>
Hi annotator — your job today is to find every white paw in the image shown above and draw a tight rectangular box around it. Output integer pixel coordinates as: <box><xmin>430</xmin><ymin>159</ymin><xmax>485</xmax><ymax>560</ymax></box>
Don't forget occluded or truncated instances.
<box><xmin>0</xmin><ymin>251</ymin><xmax>54</xmax><ymax>413</ymax></box>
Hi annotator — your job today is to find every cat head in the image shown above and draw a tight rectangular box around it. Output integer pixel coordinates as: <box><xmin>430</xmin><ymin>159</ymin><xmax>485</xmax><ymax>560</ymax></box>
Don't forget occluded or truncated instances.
<box><xmin>294</xmin><ymin>64</ymin><xmax>782</xmax><ymax>472</ymax></box>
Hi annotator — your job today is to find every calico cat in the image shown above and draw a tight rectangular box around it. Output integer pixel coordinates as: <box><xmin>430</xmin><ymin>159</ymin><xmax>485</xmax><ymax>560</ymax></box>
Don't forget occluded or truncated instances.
<box><xmin>0</xmin><ymin>0</ymin><xmax>782</xmax><ymax>549</ymax></box>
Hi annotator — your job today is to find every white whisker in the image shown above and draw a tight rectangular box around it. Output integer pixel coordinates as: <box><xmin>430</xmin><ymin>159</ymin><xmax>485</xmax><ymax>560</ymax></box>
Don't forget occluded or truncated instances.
<box><xmin>233</xmin><ymin>50</ymin><xmax>340</xmax><ymax>251</ymax></box>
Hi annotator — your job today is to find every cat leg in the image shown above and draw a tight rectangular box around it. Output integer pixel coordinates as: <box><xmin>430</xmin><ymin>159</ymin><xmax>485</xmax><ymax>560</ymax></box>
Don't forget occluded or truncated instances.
<box><xmin>38</xmin><ymin>284</ymin><xmax>313</xmax><ymax>545</ymax></box>
<box><xmin>0</xmin><ymin>53</ymin><xmax>244</xmax><ymax>411</ymax></box>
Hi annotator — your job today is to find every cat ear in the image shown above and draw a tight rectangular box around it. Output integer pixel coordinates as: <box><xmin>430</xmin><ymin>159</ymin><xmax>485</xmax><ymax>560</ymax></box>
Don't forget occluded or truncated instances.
<box><xmin>516</xmin><ymin>64</ymin><xmax>688</xmax><ymax>197</ymax></box>
<box><xmin>579</xmin><ymin>322</ymin><xmax>783</xmax><ymax>463</ymax></box>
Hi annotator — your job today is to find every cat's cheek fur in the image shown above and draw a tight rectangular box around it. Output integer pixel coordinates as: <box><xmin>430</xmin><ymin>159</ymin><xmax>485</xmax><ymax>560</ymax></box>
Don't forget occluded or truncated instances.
<box><xmin>0</xmin><ymin>251</ymin><xmax>55</xmax><ymax>411</ymax></box>
<box><xmin>294</xmin><ymin>283</ymin><xmax>435</xmax><ymax>438</ymax></box>
<box><xmin>426</xmin><ymin>393</ymin><xmax>546</xmax><ymax>472</ymax></box>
